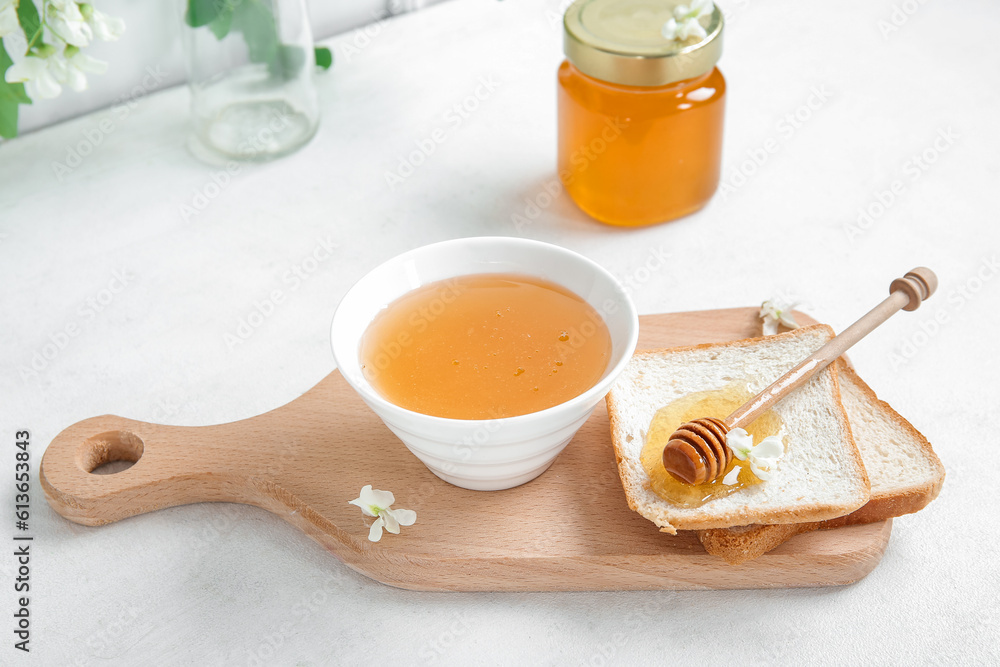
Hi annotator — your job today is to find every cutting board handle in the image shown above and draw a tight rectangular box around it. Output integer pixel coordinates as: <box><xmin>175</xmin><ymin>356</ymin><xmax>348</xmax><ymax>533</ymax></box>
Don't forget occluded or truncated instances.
<box><xmin>40</xmin><ymin>414</ymin><xmax>268</xmax><ymax>526</ymax></box>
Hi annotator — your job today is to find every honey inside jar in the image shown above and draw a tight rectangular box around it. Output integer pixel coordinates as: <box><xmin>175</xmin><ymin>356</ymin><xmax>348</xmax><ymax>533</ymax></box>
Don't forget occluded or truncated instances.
<box><xmin>640</xmin><ymin>383</ymin><xmax>786</xmax><ymax>508</ymax></box>
<box><xmin>557</xmin><ymin>62</ymin><xmax>726</xmax><ymax>227</ymax></box>
<box><xmin>360</xmin><ymin>273</ymin><xmax>612</xmax><ymax>419</ymax></box>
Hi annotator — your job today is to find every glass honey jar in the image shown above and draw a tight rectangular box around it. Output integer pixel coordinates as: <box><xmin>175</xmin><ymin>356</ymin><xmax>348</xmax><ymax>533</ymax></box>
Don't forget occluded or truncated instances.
<box><xmin>558</xmin><ymin>0</ymin><xmax>725</xmax><ymax>226</ymax></box>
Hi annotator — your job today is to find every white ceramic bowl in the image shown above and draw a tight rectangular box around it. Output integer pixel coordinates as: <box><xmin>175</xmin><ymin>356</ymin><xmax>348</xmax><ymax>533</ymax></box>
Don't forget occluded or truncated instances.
<box><xmin>330</xmin><ymin>237</ymin><xmax>639</xmax><ymax>491</ymax></box>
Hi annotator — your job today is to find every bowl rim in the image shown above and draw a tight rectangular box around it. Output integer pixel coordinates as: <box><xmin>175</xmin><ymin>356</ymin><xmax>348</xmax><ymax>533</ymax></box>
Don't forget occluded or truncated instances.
<box><xmin>330</xmin><ymin>236</ymin><xmax>640</xmax><ymax>431</ymax></box>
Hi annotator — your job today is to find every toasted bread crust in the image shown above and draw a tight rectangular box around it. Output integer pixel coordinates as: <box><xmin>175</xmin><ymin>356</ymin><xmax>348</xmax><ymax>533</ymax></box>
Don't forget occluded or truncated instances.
<box><xmin>697</xmin><ymin>523</ymin><xmax>820</xmax><ymax>564</ymax></box>
<box><xmin>608</xmin><ymin>325</ymin><xmax>871</xmax><ymax>534</ymax></box>
<box><xmin>626</xmin><ymin>324</ymin><xmax>832</xmax><ymax>363</ymax></box>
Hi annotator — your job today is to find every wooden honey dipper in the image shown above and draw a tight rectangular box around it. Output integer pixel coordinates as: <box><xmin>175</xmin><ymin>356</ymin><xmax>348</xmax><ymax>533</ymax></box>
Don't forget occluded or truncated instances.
<box><xmin>662</xmin><ymin>268</ymin><xmax>938</xmax><ymax>485</ymax></box>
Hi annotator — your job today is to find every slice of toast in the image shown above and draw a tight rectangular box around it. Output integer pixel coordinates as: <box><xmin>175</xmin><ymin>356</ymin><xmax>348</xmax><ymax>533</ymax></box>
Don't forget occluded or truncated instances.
<box><xmin>696</xmin><ymin>361</ymin><xmax>945</xmax><ymax>564</ymax></box>
<box><xmin>608</xmin><ymin>325</ymin><xmax>871</xmax><ymax>534</ymax></box>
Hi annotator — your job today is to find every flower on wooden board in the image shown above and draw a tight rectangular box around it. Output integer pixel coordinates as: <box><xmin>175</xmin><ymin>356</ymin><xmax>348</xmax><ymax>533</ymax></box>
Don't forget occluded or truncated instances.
<box><xmin>349</xmin><ymin>485</ymin><xmax>417</xmax><ymax>542</ymax></box>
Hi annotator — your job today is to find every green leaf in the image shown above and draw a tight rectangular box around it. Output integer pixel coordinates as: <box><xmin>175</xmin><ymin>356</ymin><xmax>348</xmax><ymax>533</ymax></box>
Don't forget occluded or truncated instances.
<box><xmin>208</xmin><ymin>6</ymin><xmax>234</xmax><ymax>39</ymax></box>
<box><xmin>314</xmin><ymin>46</ymin><xmax>332</xmax><ymax>71</ymax></box>
<box><xmin>16</xmin><ymin>0</ymin><xmax>42</xmax><ymax>37</ymax></box>
<box><xmin>272</xmin><ymin>44</ymin><xmax>304</xmax><ymax>78</ymax></box>
<box><xmin>194</xmin><ymin>0</ymin><xmax>326</xmax><ymax>81</ymax></box>
<box><xmin>0</xmin><ymin>48</ymin><xmax>31</xmax><ymax>105</ymax></box>
<box><xmin>0</xmin><ymin>98</ymin><xmax>20</xmax><ymax>139</ymax></box>
<box><xmin>0</xmin><ymin>41</ymin><xmax>31</xmax><ymax>139</ymax></box>
<box><xmin>0</xmin><ymin>81</ymin><xmax>30</xmax><ymax>105</ymax></box>
<box><xmin>16</xmin><ymin>0</ymin><xmax>44</xmax><ymax>51</ymax></box>
<box><xmin>231</xmin><ymin>0</ymin><xmax>279</xmax><ymax>66</ymax></box>
<box><xmin>186</xmin><ymin>0</ymin><xmax>225</xmax><ymax>28</ymax></box>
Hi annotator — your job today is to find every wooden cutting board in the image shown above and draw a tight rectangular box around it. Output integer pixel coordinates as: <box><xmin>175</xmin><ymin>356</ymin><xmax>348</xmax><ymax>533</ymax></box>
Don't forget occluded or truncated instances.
<box><xmin>40</xmin><ymin>307</ymin><xmax>891</xmax><ymax>591</ymax></box>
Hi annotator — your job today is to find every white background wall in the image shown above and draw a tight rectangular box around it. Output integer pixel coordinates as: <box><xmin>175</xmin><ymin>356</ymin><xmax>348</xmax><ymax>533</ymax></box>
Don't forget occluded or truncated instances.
<box><xmin>16</xmin><ymin>0</ymin><xmax>442</xmax><ymax>134</ymax></box>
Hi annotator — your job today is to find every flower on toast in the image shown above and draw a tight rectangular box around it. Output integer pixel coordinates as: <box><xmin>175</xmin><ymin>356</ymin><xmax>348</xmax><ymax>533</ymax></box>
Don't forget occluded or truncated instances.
<box><xmin>721</xmin><ymin>466</ymin><xmax>740</xmax><ymax>485</ymax></box>
<box><xmin>727</xmin><ymin>428</ymin><xmax>784</xmax><ymax>481</ymax></box>
<box><xmin>349</xmin><ymin>485</ymin><xmax>416</xmax><ymax>542</ymax></box>
<box><xmin>760</xmin><ymin>298</ymin><xmax>800</xmax><ymax>336</ymax></box>
<box><xmin>662</xmin><ymin>0</ymin><xmax>713</xmax><ymax>42</ymax></box>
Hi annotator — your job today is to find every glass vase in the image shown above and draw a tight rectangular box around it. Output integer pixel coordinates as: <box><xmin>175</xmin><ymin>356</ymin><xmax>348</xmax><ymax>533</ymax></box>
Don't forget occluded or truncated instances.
<box><xmin>181</xmin><ymin>0</ymin><xmax>320</xmax><ymax>162</ymax></box>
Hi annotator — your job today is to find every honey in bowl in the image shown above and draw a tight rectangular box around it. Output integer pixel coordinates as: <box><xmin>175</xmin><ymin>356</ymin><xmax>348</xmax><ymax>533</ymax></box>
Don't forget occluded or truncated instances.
<box><xmin>640</xmin><ymin>382</ymin><xmax>787</xmax><ymax>508</ymax></box>
<box><xmin>360</xmin><ymin>273</ymin><xmax>612</xmax><ymax>419</ymax></box>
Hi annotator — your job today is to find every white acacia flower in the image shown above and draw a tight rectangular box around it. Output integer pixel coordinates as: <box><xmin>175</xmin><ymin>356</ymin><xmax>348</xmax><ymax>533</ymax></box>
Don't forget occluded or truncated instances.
<box><xmin>677</xmin><ymin>0</ymin><xmax>714</xmax><ymax>21</ymax></box>
<box><xmin>5</xmin><ymin>55</ymin><xmax>63</xmax><ymax>99</ymax></box>
<box><xmin>80</xmin><ymin>3</ymin><xmax>124</xmax><ymax>41</ymax></box>
<box><xmin>53</xmin><ymin>47</ymin><xmax>107</xmax><ymax>91</ymax></box>
<box><xmin>727</xmin><ymin>428</ymin><xmax>784</xmax><ymax>481</ymax></box>
<box><xmin>0</xmin><ymin>0</ymin><xmax>20</xmax><ymax>38</ymax></box>
<box><xmin>46</xmin><ymin>0</ymin><xmax>93</xmax><ymax>47</ymax></box>
<box><xmin>348</xmin><ymin>485</ymin><xmax>416</xmax><ymax>542</ymax></box>
<box><xmin>662</xmin><ymin>0</ymin><xmax>713</xmax><ymax>41</ymax></box>
<box><xmin>722</xmin><ymin>466</ymin><xmax>740</xmax><ymax>485</ymax></box>
<box><xmin>760</xmin><ymin>298</ymin><xmax>800</xmax><ymax>336</ymax></box>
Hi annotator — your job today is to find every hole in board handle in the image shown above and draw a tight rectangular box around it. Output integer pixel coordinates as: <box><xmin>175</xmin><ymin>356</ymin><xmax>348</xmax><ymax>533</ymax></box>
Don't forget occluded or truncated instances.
<box><xmin>76</xmin><ymin>431</ymin><xmax>144</xmax><ymax>475</ymax></box>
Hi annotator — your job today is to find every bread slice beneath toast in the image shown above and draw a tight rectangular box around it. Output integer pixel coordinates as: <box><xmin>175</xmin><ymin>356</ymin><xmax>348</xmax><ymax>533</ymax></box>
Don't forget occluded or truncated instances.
<box><xmin>696</xmin><ymin>361</ymin><xmax>945</xmax><ymax>563</ymax></box>
<box><xmin>608</xmin><ymin>325</ymin><xmax>870</xmax><ymax>534</ymax></box>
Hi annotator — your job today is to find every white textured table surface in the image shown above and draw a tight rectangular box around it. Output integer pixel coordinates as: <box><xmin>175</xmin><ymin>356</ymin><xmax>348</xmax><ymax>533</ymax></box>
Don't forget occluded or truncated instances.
<box><xmin>2</xmin><ymin>0</ymin><xmax>999</xmax><ymax>664</ymax></box>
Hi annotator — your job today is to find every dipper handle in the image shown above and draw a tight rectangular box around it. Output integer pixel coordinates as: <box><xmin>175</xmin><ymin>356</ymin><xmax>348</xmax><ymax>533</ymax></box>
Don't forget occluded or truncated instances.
<box><xmin>726</xmin><ymin>267</ymin><xmax>936</xmax><ymax>430</ymax></box>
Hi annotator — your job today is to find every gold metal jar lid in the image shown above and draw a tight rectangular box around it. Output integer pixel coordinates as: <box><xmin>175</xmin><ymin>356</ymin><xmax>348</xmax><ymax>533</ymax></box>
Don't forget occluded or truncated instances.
<box><xmin>563</xmin><ymin>0</ymin><xmax>724</xmax><ymax>87</ymax></box>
